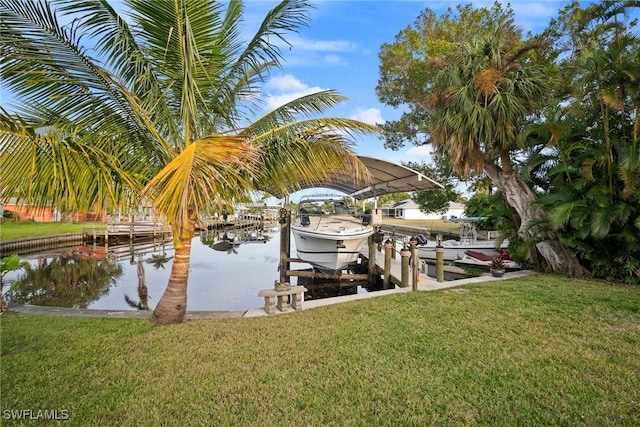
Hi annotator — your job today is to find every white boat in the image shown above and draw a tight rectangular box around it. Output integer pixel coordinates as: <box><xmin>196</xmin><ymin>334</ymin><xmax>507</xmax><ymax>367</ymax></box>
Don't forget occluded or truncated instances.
<box><xmin>412</xmin><ymin>217</ymin><xmax>508</xmax><ymax>261</ymax></box>
<box><xmin>291</xmin><ymin>195</ymin><xmax>374</xmax><ymax>273</ymax></box>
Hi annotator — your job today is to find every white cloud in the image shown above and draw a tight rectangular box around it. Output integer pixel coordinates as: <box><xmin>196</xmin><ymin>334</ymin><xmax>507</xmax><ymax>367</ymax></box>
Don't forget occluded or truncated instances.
<box><xmin>323</xmin><ymin>54</ymin><xmax>347</xmax><ymax>65</ymax></box>
<box><xmin>405</xmin><ymin>145</ymin><xmax>433</xmax><ymax>162</ymax></box>
<box><xmin>295</xmin><ymin>38</ymin><xmax>357</xmax><ymax>52</ymax></box>
<box><xmin>266</xmin><ymin>75</ymin><xmax>310</xmax><ymax>92</ymax></box>
<box><xmin>350</xmin><ymin>108</ymin><xmax>383</xmax><ymax>125</ymax></box>
<box><xmin>264</xmin><ymin>74</ymin><xmax>326</xmax><ymax>111</ymax></box>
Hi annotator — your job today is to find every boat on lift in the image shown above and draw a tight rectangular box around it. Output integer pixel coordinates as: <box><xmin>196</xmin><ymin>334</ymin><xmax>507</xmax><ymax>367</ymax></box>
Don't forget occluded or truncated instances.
<box><xmin>412</xmin><ymin>217</ymin><xmax>509</xmax><ymax>261</ymax></box>
<box><xmin>290</xmin><ymin>194</ymin><xmax>373</xmax><ymax>273</ymax></box>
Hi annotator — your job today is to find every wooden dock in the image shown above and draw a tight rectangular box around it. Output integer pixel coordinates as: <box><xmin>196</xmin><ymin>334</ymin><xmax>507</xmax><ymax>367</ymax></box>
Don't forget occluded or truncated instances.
<box><xmin>86</xmin><ymin>222</ymin><xmax>172</xmax><ymax>245</ymax></box>
<box><xmin>359</xmin><ymin>243</ymin><xmax>472</xmax><ymax>287</ymax></box>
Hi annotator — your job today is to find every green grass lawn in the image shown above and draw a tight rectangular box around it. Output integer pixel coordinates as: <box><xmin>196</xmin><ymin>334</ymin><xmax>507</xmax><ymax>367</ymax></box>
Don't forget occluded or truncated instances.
<box><xmin>2</xmin><ymin>275</ymin><xmax>639</xmax><ymax>426</ymax></box>
<box><xmin>0</xmin><ymin>222</ymin><xmax>105</xmax><ymax>241</ymax></box>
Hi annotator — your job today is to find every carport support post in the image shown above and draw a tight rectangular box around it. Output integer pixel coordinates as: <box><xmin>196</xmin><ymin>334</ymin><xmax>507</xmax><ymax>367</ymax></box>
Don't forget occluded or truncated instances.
<box><xmin>279</xmin><ymin>208</ymin><xmax>290</xmax><ymax>285</ymax></box>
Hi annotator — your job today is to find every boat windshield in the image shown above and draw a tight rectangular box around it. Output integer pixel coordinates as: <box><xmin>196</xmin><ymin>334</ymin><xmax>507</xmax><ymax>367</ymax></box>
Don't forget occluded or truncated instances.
<box><xmin>298</xmin><ymin>199</ymin><xmax>354</xmax><ymax>216</ymax></box>
<box><xmin>333</xmin><ymin>201</ymin><xmax>350</xmax><ymax>215</ymax></box>
<box><xmin>299</xmin><ymin>203</ymin><xmax>323</xmax><ymax>215</ymax></box>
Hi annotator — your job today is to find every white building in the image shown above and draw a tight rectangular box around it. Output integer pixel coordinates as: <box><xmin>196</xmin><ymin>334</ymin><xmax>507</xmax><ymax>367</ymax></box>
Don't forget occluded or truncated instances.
<box><xmin>381</xmin><ymin>199</ymin><xmax>466</xmax><ymax>221</ymax></box>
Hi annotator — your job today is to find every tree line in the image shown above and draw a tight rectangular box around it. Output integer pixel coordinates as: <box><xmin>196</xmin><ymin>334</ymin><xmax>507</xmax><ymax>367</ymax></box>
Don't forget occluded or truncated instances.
<box><xmin>377</xmin><ymin>0</ymin><xmax>640</xmax><ymax>284</ymax></box>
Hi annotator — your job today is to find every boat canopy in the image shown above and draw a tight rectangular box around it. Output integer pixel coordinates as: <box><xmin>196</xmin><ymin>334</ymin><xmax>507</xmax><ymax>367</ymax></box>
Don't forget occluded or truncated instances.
<box><xmin>263</xmin><ymin>156</ymin><xmax>444</xmax><ymax>200</ymax></box>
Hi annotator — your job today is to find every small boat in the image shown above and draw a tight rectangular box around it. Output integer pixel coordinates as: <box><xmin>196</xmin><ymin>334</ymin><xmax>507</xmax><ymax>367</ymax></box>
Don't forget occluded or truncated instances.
<box><xmin>291</xmin><ymin>195</ymin><xmax>374</xmax><ymax>273</ymax></box>
<box><xmin>454</xmin><ymin>250</ymin><xmax>521</xmax><ymax>271</ymax></box>
<box><xmin>412</xmin><ymin>217</ymin><xmax>508</xmax><ymax>261</ymax></box>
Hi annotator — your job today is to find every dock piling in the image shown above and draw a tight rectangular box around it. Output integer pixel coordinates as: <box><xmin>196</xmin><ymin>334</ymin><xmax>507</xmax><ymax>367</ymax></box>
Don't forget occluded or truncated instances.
<box><xmin>400</xmin><ymin>246</ymin><xmax>410</xmax><ymax>288</ymax></box>
<box><xmin>367</xmin><ymin>235</ymin><xmax>376</xmax><ymax>283</ymax></box>
<box><xmin>383</xmin><ymin>239</ymin><xmax>393</xmax><ymax>289</ymax></box>
<box><xmin>278</xmin><ymin>208</ymin><xmax>290</xmax><ymax>285</ymax></box>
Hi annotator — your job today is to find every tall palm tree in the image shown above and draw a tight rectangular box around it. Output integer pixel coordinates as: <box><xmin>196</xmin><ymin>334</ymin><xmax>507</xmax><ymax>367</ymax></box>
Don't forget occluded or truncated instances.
<box><xmin>0</xmin><ymin>0</ymin><xmax>375</xmax><ymax>324</ymax></box>
<box><xmin>426</xmin><ymin>32</ymin><xmax>587</xmax><ymax>275</ymax></box>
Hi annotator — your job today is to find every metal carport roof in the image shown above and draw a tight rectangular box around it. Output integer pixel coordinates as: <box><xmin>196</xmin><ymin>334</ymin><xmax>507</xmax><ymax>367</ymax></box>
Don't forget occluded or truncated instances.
<box><xmin>294</xmin><ymin>155</ymin><xmax>444</xmax><ymax>200</ymax></box>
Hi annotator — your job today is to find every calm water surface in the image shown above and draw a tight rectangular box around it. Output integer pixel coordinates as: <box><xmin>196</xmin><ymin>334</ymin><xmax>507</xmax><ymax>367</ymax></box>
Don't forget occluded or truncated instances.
<box><xmin>3</xmin><ymin>228</ymin><xmax>290</xmax><ymax>311</ymax></box>
<box><xmin>3</xmin><ymin>227</ymin><xmax>378</xmax><ymax>311</ymax></box>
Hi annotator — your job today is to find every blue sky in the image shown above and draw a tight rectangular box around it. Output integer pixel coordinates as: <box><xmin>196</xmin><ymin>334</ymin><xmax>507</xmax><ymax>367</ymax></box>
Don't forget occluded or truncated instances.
<box><xmin>2</xmin><ymin>1</ymin><xmax>629</xmax><ymax>201</ymax></box>
<box><xmin>241</xmin><ymin>0</ymin><xmax>577</xmax><ymax>168</ymax></box>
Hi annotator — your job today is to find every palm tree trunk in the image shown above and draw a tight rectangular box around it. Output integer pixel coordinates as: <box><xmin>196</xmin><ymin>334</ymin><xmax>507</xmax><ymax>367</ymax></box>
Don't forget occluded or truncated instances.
<box><xmin>484</xmin><ymin>159</ymin><xmax>589</xmax><ymax>277</ymax></box>
<box><xmin>152</xmin><ymin>225</ymin><xmax>194</xmax><ymax>325</ymax></box>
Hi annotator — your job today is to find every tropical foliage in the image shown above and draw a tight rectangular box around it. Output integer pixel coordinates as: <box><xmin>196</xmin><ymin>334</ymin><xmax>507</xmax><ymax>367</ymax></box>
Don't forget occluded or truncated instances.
<box><xmin>376</xmin><ymin>1</ymin><xmax>640</xmax><ymax>280</ymax></box>
<box><xmin>529</xmin><ymin>1</ymin><xmax>640</xmax><ymax>283</ymax></box>
<box><xmin>376</xmin><ymin>2</ymin><xmax>586</xmax><ymax>275</ymax></box>
<box><xmin>0</xmin><ymin>0</ymin><xmax>377</xmax><ymax>323</ymax></box>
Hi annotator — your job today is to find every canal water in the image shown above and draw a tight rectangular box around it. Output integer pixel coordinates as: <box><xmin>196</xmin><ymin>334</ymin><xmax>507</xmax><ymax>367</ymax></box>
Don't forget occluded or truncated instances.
<box><xmin>1</xmin><ymin>226</ymin><xmax>379</xmax><ymax>312</ymax></box>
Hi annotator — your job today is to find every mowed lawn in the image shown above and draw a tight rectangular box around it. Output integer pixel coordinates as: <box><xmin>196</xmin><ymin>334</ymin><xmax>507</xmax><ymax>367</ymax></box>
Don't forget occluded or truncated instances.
<box><xmin>0</xmin><ymin>222</ymin><xmax>105</xmax><ymax>241</ymax></box>
<box><xmin>1</xmin><ymin>275</ymin><xmax>639</xmax><ymax>426</ymax></box>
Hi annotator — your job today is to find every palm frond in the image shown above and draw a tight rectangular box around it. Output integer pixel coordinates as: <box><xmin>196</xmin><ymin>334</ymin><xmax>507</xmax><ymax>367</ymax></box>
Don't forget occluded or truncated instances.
<box><xmin>143</xmin><ymin>135</ymin><xmax>258</xmax><ymax>236</ymax></box>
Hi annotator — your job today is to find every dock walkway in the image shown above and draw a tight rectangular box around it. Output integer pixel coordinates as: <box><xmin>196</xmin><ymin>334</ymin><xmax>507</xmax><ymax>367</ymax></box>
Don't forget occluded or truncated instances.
<box><xmin>358</xmin><ymin>243</ymin><xmax>472</xmax><ymax>288</ymax></box>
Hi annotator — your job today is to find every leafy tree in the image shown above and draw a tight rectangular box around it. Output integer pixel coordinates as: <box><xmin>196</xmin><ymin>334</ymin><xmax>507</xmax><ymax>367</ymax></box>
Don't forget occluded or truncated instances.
<box><xmin>404</xmin><ymin>161</ymin><xmax>460</xmax><ymax>215</ymax></box>
<box><xmin>376</xmin><ymin>2</ymin><xmax>586</xmax><ymax>275</ymax></box>
<box><xmin>532</xmin><ymin>0</ymin><xmax>640</xmax><ymax>283</ymax></box>
<box><xmin>0</xmin><ymin>0</ymin><xmax>377</xmax><ymax>323</ymax></box>
<box><xmin>376</xmin><ymin>192</ymin><xmax>410</xmax><ymax>206</ymax></box>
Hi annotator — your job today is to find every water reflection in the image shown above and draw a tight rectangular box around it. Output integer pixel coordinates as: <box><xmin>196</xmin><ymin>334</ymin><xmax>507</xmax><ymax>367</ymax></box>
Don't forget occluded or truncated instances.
<box><xmin>5</xmin><ymin>251</ymin><xmax>124</xmax><ymax>308</ymax></box>
<box><xmin>3</xmin><ymin>225</ymin><xmax>387</xmax><ymax>311</ymax></box>
<box><xmin>200</xmin><ymin>228</ymin><xmax>271</xmax><ymax>254</ymax></box>
<box><xmin>124</xmin><ymin>254</ymin><xmax>150</xmax><ymax>310</ymax></box>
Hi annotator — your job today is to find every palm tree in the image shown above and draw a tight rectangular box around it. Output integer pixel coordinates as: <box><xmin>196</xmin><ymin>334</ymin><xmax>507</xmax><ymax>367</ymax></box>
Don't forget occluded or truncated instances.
<box><xmin>425</xmin><ymin>31</ymin><xmax>587</xmax><ymax>275</ymax></box>
<box><xmin>532</xmin><ymin>10</ymin><xmax>640</xmax><ymax>283</ymax></box>
<box><xmin>0</xmin><ymin>0</ymin><xmax>375</xmax><ymax>324</ymax></box>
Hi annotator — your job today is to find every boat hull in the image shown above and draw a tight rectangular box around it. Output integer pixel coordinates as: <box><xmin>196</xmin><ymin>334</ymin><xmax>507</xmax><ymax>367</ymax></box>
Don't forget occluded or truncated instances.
<box><xmin>291</xmin><ymin>220</ymin><xmax>373</xmax><ymax>272</ymax></box>
<box><xmin>292</xmin><ymin>226</ymin><xmax>372</xmax><ymax>272</ymax></box>
<box><xmin>416</xmin><ymin>240</ymin><xmax>507</xmax><ymax>261</ymax></box>
<box><xmin>291</xmin><ymin>195</ymin><xmax>373</xmax><ymax>273</ymax></box>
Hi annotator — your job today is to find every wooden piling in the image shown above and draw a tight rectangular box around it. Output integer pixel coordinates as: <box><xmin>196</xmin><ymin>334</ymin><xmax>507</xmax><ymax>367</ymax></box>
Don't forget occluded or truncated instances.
<box><xmin>411</xmin><ymin>244</ymin><xmax>419</xmax><ymax>291</ymax></box>
<box><xmin>278</xmin><ymin>208</ymin><xmax>290</xmax><ymax>285</ymax></box>
<box><xmin>383</xmin><ymin>240</ymin><xmax>393</xmax><ymax>289</ymax></box>
<box><xmin>391</xmin><ymin>234</ymin><xmax>397</xmax><ymax>259</ymax></box>
<box><xmin>400</xmin><ymin>246</ymin><xmax>410</xmax><ymax>288</ymax></box>
<box><xmin>367</xmin><ymin>235</ymin><xmax>376</xmax><ymax>284</ymax></box>
<box><xmin>436</xmin><ymin>246</ymin><xmax>445</xmax><ymax>282</ymax></box>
